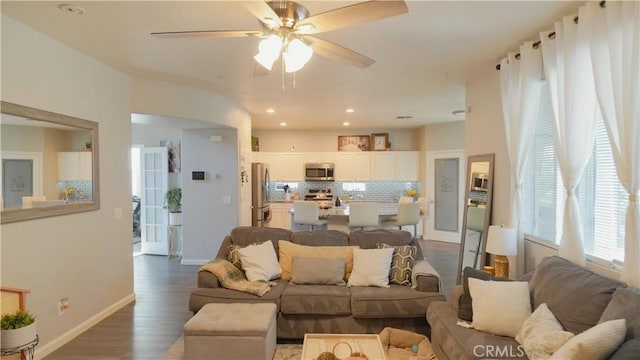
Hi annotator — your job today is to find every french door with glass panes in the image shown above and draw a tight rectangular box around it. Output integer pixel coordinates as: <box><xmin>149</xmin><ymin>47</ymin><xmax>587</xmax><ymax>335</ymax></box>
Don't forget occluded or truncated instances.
<box><xmin>140</xmin><ymin>147</ymin><xmax>169</xmax><ymax>255</ymax></box>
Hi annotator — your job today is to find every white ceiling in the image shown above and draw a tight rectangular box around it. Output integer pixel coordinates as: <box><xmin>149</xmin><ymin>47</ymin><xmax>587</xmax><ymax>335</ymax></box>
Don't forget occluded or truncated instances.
<box><xmin>1</xmin><ymin>1</ymin><xmax>581</xmax><ymax>130</ymax></box>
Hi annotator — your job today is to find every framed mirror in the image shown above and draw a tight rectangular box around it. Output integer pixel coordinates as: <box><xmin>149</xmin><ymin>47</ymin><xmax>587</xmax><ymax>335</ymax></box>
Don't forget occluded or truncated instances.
<box><xmin>456</xmin><ymin>153</ymin><xmax>494</xmax><ymax>284</ymax></box>
<box><xmin>1</xmin><ymin>101</ymin><xmax>100</xmax><ymax>224</ymax></box>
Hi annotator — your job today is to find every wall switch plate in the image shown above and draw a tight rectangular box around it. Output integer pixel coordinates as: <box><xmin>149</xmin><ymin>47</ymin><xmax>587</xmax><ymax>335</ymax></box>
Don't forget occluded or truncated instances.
<box><xmin>58</xmin><ymin>297</ymin><xmax>70</xmax><ymax>315</ymax></box>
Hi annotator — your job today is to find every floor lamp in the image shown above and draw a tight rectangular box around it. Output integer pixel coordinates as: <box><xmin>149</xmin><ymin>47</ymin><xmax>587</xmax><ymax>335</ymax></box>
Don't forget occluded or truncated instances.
<box><xmin>486</xmin><ymin>225</ymin><xmax>517</xmax><ymax>278</ymax></box>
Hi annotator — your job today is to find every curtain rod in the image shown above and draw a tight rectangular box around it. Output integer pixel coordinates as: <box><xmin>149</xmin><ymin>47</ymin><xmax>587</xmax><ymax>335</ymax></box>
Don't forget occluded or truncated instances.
<box><xmin>495</xmin><ymin>1</ymin><xmax>606</xmax><ymax>70</ymax></box>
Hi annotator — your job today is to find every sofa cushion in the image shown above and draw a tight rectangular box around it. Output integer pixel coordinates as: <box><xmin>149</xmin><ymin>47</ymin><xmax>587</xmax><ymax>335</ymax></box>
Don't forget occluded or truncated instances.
<box><xmin>459</xmin><ymin>267</ymin><xmax>512</xmax><ymax>321</ymax></box>
<box><xmin>529</xmin><ymin>256</ymin><xmax>626</xmax><ymax>334</ymax></box>
<box><xmin>188</xmin><ymin>279</ymin><xmax>288</xmax><ymax>313</ymax></box>
<box><xmin>427</xmin><ymin>301</ymin><xmax>526</xmax><ymax>360</ymax></box>
<box><xmin>280</xmin><ymin>285</ymin><xmax>351</xmax><ymax>316</ymax></box>
<box><xmin>278</xmin><ymin>240</ymin><xmax>356</xmax><ymax>281</ymax></box>
<box><xmin>290</xmin><ymin>257</ymin><xmax>346</xmax><ymax>285</ymax></box>
<box><xmin>349</xmin><ymin>229</ymin><xmax>413</xmax><ymax>249</ymax></box>
<box><xmin>290</xmin><ymin>230</ymin><xmax>349</xmax><ymax>246</ymax></box>
<box><xmin>229</xmin><ymin>226</ymin><xmax>292</xmax><ymax>255</ymax></box>
<box><xmin>351</xmin><ymin>285</ymin><xmax>443</xmax><ymax>318</ymax></box>
<box><xmin>609</xmin><ymin>339</ymin><xmax>640</xmax><ymax>360</ymax></box>
<box><xmin>599</xmin><ymin>287</ymin><xmax>640</xmax><ymax>341</ymax></box>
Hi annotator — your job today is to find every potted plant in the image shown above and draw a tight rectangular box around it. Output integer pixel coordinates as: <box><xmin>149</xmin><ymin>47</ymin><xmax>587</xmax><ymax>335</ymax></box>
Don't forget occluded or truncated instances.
<box><xmin>1</xmin><ymin>310</ymin><xmax>37</xmax><ymax>350</ymax></box>
<box><xmin>165</xmin><ymin>187</ymin><xmax>182</xmax><ymax>226</ymax></box>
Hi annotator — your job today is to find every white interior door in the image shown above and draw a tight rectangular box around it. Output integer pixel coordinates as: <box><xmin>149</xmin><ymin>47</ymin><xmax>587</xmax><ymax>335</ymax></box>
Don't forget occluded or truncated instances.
<box><xmin>140</xmin><ymin>147</ymin><xmax>169</xmax><ymax>255</ymax></box>
<box><xmin>425</xmin><ymin>150</ymin><xmax>465</xmax><ymax>243</ymax></box>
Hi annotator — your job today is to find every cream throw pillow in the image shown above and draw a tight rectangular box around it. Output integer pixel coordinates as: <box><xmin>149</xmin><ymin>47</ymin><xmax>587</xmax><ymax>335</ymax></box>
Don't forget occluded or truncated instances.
<box><xmin>347</xmin><ymin>247</ymin><xmax>394</xmax><ymax>288</ymax></box>
<box><xmin>550</xmin><ymin>319</ymin><xmax>626</xmax><ymax>360</ymax></box>
<box><xmin>237</xmin><ymin>241</ymin><xmax>281</xmax><ymax>282</ymax></box>
<box><xmin>278</xmin><ymin>240</ymin><xmax>356</xmax><ymax>281</ymax></box>
<box><xmin>468</xmin><ymin>277</ymin><xmax>531</xmax><ymax>337</ymax></box>
<box><xmin>516</xmin><ymin>303</ymin><xmax>574</xmax><ymax>360</ymax></box>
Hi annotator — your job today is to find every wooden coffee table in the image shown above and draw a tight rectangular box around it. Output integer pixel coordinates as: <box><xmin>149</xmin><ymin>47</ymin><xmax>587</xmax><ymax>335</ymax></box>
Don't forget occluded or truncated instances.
<box><xmin>301</xmin><ymin>333</ymin><xmax>387</xmax><ymax>360</ymax></box>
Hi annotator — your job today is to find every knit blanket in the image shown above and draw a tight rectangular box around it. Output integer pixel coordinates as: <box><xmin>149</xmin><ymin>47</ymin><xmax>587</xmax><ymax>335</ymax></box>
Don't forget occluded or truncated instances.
<box><xmin>199</xmin><ymin>259</ymin><xmax>273</xmax><ymax>296</ymax></box>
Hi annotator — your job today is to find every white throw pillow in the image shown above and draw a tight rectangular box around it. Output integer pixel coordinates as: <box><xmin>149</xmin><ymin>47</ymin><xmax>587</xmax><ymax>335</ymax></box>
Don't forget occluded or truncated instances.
<box><xmin>468</xmin><ymin>277</ymin><xmax>531</xmax><ymax>337</ymax></box>
<box><xmin>237</xmin><ymin>241</ymin><xmax>282</xmax><ymax>282</ymax></box>
<box><xmin>550</xmin><ymin>319</ymin><xmax>626</xmax><ymax>360</ymax></box>
<box><xmin>347</xmin><ymin>247</ymin><xmax>394</xmax><ymax>288</ymax></box>
<box><xmin>516</xmin><ymin>303</ymin><xmax>575</xmax><ymax>360</ymax></box>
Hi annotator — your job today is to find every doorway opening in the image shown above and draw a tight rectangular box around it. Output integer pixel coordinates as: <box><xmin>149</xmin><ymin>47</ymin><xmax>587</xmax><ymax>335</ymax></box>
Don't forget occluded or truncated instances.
<box><xmin>132</xmin><ymin>146</ymin><xmax>142</xmax><ymax>255</ymax></box>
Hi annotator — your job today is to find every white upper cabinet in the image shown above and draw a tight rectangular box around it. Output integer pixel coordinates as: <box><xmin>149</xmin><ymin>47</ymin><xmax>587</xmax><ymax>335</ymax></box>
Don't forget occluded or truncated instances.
<box><xmin>371</xmin><ymin>151</ymin><xmax>419</xmax><ymax>181</ymax></box>
<box><xmin>58</xmin><ymin>152</ymin><xmax>92</xmax><ymax>181</ymax></box>
<box><xmin>394</xmin><ymin>151</ymin><xmax>419</xmax><ymax>181</ymax></box>
<box><xmin>335</xmin><ymin>152</ymin><xmax>370</xmax><ymax>181</ymax></box>
<box><xmin>303</xmin><ymin>152</ymin><xmax>336</xmax><ymax>165</ymax></box>
<box><xmin>256</xmin><ymin>152</ymin><xmax>304</xmax><ymax>181</ymax></box>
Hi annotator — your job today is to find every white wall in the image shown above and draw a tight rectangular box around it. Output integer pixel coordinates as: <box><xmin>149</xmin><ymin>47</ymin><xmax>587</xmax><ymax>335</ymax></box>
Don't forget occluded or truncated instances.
<box><xmin>252</xmin><ymin>128</ymin><xmax>419</xmax><ymax>152</ymax></box>
<box><xmin>1</xmin><ymin>15</ymin><xmax>133</xmax><ymax>357</ymax></box>
<box><xmin>181</xmin><ymin>128</ymin><xmax>239</xmax><ymax>263</ymax></box>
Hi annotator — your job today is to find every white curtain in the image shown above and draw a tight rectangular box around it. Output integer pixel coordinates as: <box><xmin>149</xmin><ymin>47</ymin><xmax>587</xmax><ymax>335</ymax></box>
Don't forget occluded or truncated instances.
<box><xmin>585</xmin><ymin>1</ymin><xmax>640</xmax><ymax>287</ymax></box>
<box><xmin>540</xmin><ymin>8</ymin><xmax>598</xmax><ymax>266</ymax></box>
<box><xmin>499</xmin><ymin>43</ymin><xmax>543</xmax><ymax>277</ymax></box>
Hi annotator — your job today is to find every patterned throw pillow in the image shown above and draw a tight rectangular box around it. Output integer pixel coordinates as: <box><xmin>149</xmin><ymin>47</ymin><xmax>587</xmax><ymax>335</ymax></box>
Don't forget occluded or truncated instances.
<box><xmin>376</xmin><ymin>243</ymin><xmax>416</xmax><ymax>286</ymax></box>
<box><xmin>227</xmin><ymin>241</ymin><xmax>264</xmax><ymax>270</ymax></box>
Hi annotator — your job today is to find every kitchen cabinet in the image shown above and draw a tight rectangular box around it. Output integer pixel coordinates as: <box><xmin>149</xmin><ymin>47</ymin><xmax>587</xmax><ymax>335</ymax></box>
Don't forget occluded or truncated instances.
<box><xmin>335</xmin><ymin>152</ymin><xmax>370</xmax><ymax>181</ymax></box>
<box><xmin>256</xmin><ymin>153</ymin><xmax>304</xmax><ymax>181</ymax></box>
<box><xmin>370</xmin><ymin>151</ymin><xmax>419</xmax><ymax>181</ymax></box>
<box><xmin>267</xmin><ymin>202</ymin><xmax>293</xmax><ymax>230</ymax></box>
<box><xmin>303</xmin><ymin>152</ymin><xmax>336</xmax><ymax>164</ymax></box>
<box><xmin>58</xmin><ymin>152</ymin><xmax>92</xmax><ymax>181</ymax></box>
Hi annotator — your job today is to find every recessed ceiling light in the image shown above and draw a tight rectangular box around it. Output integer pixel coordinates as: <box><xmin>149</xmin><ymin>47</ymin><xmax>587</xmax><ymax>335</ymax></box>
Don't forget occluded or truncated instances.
<box><xmin>279</xmin><ymin>122</ymin><xmax>287</xmax><ymax>127</ymax></box>
<box><xmin>266</xmin><ymin>108</ymin><xmax>275</xmax><ymax>114</ymax></box>
<box><xmin>345</xmin><ymin>108</ymin><xmax>355</xmax><ymax>113</ymax></box>
<box><xmin>58</xmin><ymin>3</ymin><xmax>85</xmax><ymax>15</ymax></box>
<box><xmin>342</xmin><ymin>122</ymin><xmax>350</xmax><ymax>126</ymax></box>
<box><xmin>396</xmin><ymin>115</ymin><xmax>413</xmax><ymax>120</ymax></box>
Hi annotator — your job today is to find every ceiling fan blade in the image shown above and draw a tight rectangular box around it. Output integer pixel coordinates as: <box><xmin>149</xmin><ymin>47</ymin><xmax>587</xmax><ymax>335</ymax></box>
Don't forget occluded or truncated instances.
<box><xmin>242</xmin><ymin>1</ymin><xmax>283</xmax><ymax>29</ymax></box>
<box><xmin>306</xmin><ymin>36</ymin><xmax>375</xmax><ymax>69</ymax></box>
<box><xmin>151</xmin><ymin>30</ymin><xmax>263</xmax><ymax>39</ymax></box>
<box><xmin>295</xmin><ymin>0</ymin><xmax>408</xmax><ymax>34</ymax></box>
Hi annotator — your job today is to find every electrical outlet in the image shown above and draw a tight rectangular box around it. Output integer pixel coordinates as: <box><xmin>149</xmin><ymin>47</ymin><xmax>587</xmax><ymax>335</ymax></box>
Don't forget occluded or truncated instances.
<box><xmin>58</xmin><ymin>297</ymin><xmax>70</xmax><ymax>315</ymax></box>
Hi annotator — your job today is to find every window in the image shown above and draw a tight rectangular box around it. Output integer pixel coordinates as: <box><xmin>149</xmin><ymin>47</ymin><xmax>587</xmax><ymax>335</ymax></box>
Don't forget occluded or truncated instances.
<box><xmin>522</xmin><ymin>84</ymin><xmax>627</xmax><ymax>263</ymax></box>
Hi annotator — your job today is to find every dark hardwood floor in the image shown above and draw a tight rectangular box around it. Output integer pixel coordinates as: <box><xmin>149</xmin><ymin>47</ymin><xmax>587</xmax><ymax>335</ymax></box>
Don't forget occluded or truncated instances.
<box><xmin>43</xmin><ymin>239</ymin><xmax>459</xmax><ymax>360</ymax></box>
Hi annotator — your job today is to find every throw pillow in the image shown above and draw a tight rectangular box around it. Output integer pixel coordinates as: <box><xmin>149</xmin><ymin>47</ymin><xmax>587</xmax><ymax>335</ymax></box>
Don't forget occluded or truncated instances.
<box><xmin>467</xmin><ymin>277</ymin><xmax>531</xmax><ymax>337</ymax></box>
<box><xmin>516</xmin><ymin>303</ymin><xmax>575</xmax><ymax>359</ymax></box>
<box><xmin>459</xmin><ymin>266</ymin><xmax>512</xmax><ymax>321</ymax></box>
<box><xmin>278</xmin><ymin>240</ymin><xmax>356</xmax><ymax>281</ymax></box>
<box><xmin>237</xmin><ymin>241</ymin><xmax>282</xmax><ymax>282</ymax></box>
<box><xmin>608</xmin><ymin>339</ymin><xmax>640</xmax><ymax>360</ymax></box>
<box><xmin>290</xmin><ymin>257</ymin><xmax>346</xmax><ymax>285</ymax></box>
<box><xmin>598</xmin><ymin>287</ymin><xmax>640</xmax><ymax>342</ymax></box>
<box><xmin>347</xmin><ymin>247</ymin><xmax>395</xmax><ymax>288</ymax></box>
<box><xmin>227</xmin><ymin>241</ymin><xmax>264</xmax><ymax>270</ymax></box>
<box><xmin>376</xmin><ymin>243</ymin><xmax>416</xmax><ymax>286</ymax></box>
<box><xmin>550</xmin><ymin>319</ymin><xmax>626</xmax><ymax>360</ymax></box>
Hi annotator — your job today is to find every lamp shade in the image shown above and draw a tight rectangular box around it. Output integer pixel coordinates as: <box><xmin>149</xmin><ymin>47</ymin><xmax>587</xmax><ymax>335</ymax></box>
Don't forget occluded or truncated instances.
<box><xmin>254</xmin><ymin>35</ymin><xmax>282</xmax><ymax>70</ymax></box>
<box><xmin>486</xmin><ymin>225</ymin><xmax>517</xmax><ymax>256</ymax></box>
<box><xmin>283</xmin><ymin>38</ymin><xmax>313</xmax><ymax>73</ymax></box>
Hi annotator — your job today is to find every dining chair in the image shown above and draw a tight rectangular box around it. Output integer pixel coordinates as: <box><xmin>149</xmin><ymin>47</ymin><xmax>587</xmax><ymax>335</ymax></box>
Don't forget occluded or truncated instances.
<box><xmin>382</xmin><ymin>202</ymin><xmax>421</xmax><ymax>237</ymax></box>
<box><xmin>293</xmin><ymin>201</ymin><xmax>327</xmax><ymax>230</ymax></box>
<box><xmin>348</xmin><ymin>202</ymin><xmax>380</xmax><ymax>230</ymax></box>
<box><xmin>398</xmin><ymin>196</ymin><xmax>414</xmax><ymax>204</ymax></box>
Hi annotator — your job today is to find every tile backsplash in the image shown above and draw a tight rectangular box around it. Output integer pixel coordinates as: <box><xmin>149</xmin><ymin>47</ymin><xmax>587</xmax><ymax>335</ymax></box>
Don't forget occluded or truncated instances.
<box><xmin>269</xmin><ymin>181</ymin><xmax>420</xmax><ymax>203</ymax></box>
<box><xmin>57</xmin><ymin>181</ymin><xmax>93</xmax><ymax>202</ymax></box>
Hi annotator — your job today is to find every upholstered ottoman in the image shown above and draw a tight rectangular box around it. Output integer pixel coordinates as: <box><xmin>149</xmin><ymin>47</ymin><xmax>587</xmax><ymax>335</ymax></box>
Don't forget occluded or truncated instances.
<box><xmin>183</xmin><ymin>303</ymin><xmax>277</xmax><ymax>360</ymax></box>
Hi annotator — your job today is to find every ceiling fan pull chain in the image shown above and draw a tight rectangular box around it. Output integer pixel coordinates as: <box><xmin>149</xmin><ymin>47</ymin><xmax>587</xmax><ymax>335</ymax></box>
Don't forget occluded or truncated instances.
<box><xmin>281</xmin><ymin>55</ymin><xmax>286</xmax><ymax>94</ymax></box>
<box><xmin>293</xmin><ymin>71</ymin><xmax>297</xmax><ymax>89</ymax></box>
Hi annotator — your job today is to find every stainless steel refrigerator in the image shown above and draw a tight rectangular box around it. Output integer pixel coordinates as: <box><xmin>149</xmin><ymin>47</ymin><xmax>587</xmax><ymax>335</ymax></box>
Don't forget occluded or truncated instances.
<box><xmin>251</xmin><ymin>162</ymin><xmax>272</xmax><ymax>227</ymax></box>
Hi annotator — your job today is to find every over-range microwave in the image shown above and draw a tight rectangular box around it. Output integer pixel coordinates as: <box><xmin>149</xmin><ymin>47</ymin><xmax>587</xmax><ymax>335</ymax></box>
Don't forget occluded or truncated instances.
<box><xmin>305</xmin><ymin>163</ymin><xmax>335</xmax><ymax>181</ymax></box>
<box><xmin>471</xmin><ymin>172</ymin><xmax>489</xmax><ymax>192</ymax></box>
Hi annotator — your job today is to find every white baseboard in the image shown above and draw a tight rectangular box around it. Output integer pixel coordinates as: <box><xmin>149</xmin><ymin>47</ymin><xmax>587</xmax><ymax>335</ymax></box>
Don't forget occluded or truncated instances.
<box><xmin>35</xmin><ymin>293</ymin><xmax>136</xmax><ymax>360</ymax></box>
<box><xmin>181</xmin><ymin>259</ymin><xmax>210</xmax><ymax>266</ymax></box>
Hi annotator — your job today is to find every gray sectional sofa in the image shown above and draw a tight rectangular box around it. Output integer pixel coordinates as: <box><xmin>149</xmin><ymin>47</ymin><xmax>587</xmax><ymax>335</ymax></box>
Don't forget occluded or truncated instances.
<box><xmin>427</xmin><ymin>256</ymin><xmax>640</xmax><ymax>360</ymax></box>
<box><xmin>190</xmin><ymin>226</ymin><xmax>445</xmax><ymax>339</ymax></box>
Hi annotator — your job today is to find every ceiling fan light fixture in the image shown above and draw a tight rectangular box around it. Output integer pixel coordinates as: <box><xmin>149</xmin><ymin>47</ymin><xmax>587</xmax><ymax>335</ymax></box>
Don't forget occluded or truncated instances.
<box><xmin>255</xmin><ymin>35</ymin><xmax>283</xmax><ymax>70</ymax></box>
<box><xmin>283</xmin><ymin>38</ymin><xmax>313</xmax><ymax>73</ymax></box>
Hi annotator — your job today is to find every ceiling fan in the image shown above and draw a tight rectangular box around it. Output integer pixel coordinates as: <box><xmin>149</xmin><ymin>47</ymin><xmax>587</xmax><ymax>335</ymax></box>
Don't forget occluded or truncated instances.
<box><xmin>151</xmin><ymin>1</ymin><xmax>408</xmax><ymax>74</ymax></box>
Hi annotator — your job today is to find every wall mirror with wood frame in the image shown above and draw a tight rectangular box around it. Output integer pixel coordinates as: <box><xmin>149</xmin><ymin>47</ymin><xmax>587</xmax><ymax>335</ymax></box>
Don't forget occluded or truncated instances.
<box><xmin>1</xmin><ymin>101</ymin><xmax>100</xmax><ymax>224</ymax></box>
<box><xmin>456</xmin><ymin>153</ymin><xmax>494</xmax><ymax>284</ymax></box>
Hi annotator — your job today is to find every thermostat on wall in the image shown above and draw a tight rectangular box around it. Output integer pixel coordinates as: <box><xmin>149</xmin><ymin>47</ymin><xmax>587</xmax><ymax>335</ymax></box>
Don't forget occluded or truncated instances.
<box><xmin>192</xmin><ymin>171</ymin><xmax>205</xmax><ymax>180</ymax></box>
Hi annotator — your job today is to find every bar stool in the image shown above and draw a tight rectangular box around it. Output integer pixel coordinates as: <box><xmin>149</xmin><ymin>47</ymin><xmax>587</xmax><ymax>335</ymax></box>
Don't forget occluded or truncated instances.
<box><xmin>293</xmin><ymin>201</ymin><xmax>327</xmax><ymax>230</ymax></box>
<box><xmin>347</xmin><ymin>202</ymin><xmax>380</xmax><ymax>231</ymax></box>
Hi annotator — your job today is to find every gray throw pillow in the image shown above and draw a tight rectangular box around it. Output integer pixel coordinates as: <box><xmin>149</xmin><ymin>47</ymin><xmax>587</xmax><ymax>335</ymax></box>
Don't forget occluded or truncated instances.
<box><xmin>458</xmin><ymin>267</ymin><xmax>512</xmax><ymax>321</ymax></box>
<box><xmin>290</xmin><ymin>257</ymin><xmax>346</xmax><ymax>285</ymax></box>
<box><xmin>599</xmin><ymin>287</ymin><xmax>640</xmax><ymax>342</ymax></box>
